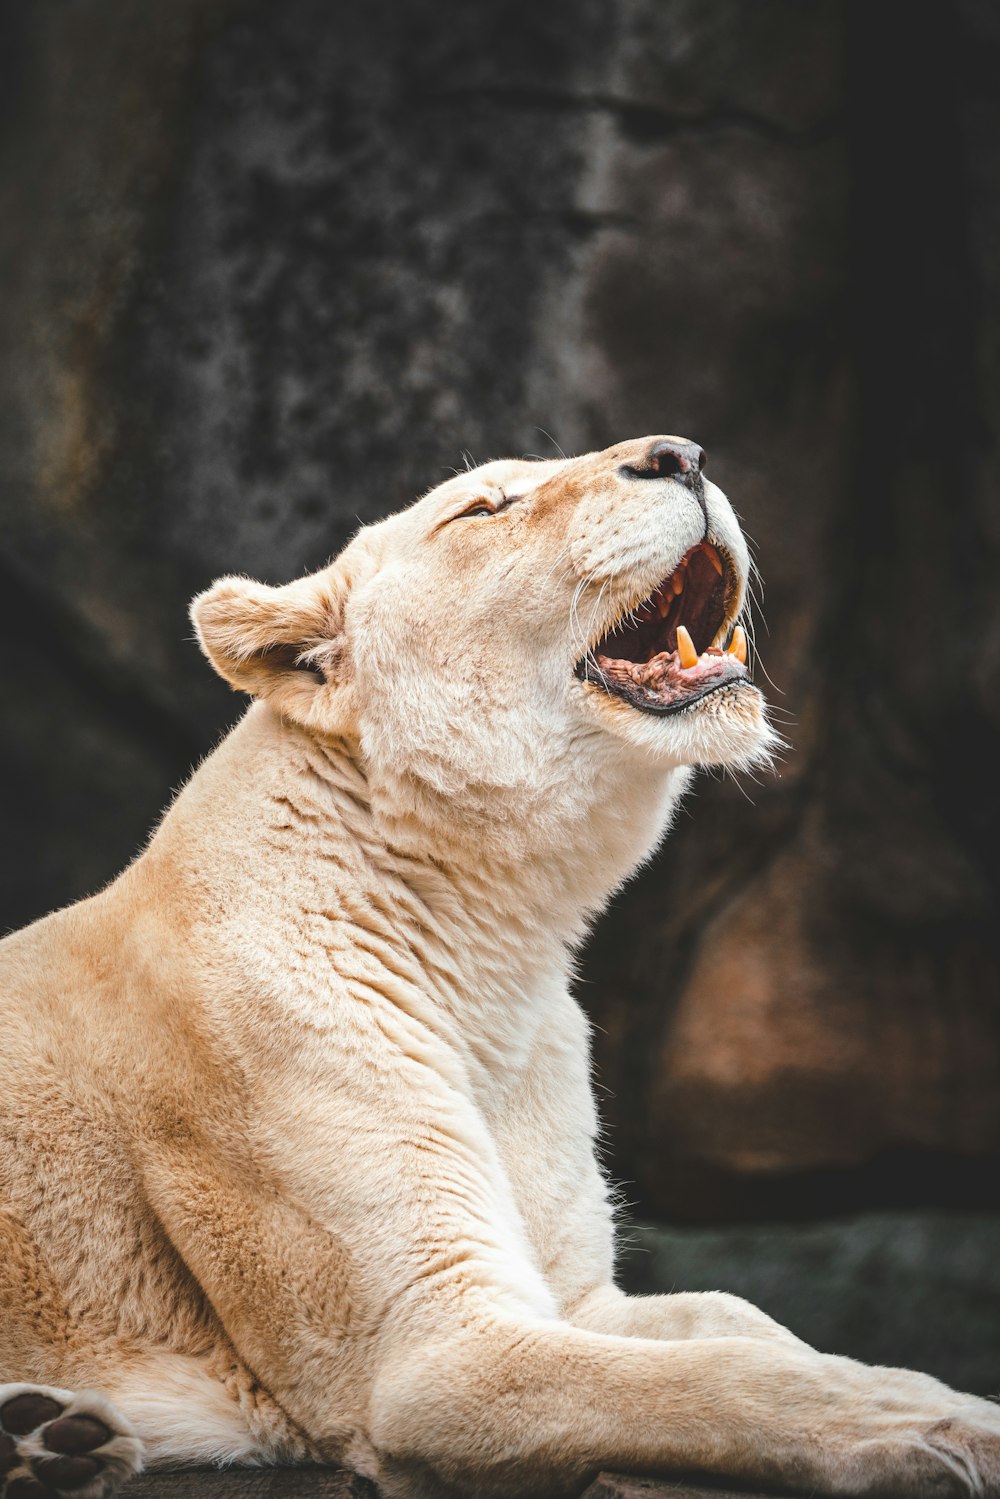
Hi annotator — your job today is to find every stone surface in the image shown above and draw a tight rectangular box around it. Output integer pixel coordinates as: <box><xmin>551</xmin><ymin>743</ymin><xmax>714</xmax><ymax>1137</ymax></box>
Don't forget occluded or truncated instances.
<box><xmin>1</xmin><ymin>0</ymin><xmax>999</xmax><ymax>1222</ymax></box>
<box><xmin>121</xmin><ymin>1471</ymin><xmax>793</xmax><ymax>1497</ymax></box>
<box><xmin>586</xmin><ymin>1482</ymin><xmax>786</xmax><ymax>1499</ymax></box>
<box><xmin>125</xmin><ymin>1472</ymin><xmax>374</xmax><ymax>1497</ymax></box>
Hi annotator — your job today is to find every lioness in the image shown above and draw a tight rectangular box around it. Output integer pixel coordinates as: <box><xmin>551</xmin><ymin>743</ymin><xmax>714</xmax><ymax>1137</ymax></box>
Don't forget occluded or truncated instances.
<box><xmin>1</xmin><ymin>436</ymin><xmax>997</xmax><ymax>1499</ymax></box>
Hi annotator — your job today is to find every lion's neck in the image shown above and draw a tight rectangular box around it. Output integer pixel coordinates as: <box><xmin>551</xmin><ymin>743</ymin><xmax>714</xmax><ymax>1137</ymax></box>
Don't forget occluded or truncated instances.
<box><xmin>150</xmin><ymin>704</ymin><xmax>688</xmax><ymax>1059</ymax></box>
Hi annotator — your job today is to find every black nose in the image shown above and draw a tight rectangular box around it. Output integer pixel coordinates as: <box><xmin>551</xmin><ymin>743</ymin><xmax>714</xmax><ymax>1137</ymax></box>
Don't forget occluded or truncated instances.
<box><xmin>635</xmin><ymin>438</ymin><xmax>706</xmax><ymax>489</ymax></box>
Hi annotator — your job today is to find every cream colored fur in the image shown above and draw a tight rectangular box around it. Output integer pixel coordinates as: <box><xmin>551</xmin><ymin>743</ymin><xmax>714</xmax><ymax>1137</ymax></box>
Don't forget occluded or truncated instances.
<box><xmin>1</xmin><ymin>437</ymin><xmax>998</xmax><ymax>1499</ymax></box>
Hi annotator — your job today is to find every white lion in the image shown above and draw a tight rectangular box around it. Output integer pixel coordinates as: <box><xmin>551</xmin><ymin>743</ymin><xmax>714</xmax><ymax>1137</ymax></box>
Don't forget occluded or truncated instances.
<box><xmin>1</xmin><ymin>436</ymin><xmax>997</xmax><ymax>1499</ymax></box>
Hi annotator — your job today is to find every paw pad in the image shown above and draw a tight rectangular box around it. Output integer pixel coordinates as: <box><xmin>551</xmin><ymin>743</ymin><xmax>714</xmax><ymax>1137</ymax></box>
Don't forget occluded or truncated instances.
<box><xmin>41</xmin><ymin>1423</ymin><xmax>109</xmax><ymax>1459</ymax></box>
<box><xmin>1</xmin><ymin>1394</ymin><xmax>119</xmax><ymax>1495</ymax></box>
<box><xmin>0</xmin><ymin>1402</ymin><xmax>62</xmax><ymax>1440</ymax></box>
<box><xmin>35</xmin><ymin>1456</ymin><xmax>100</xmax><ymax>1490</ymax></box>
<box><xmin>8</xmin><ymin>1480</ymin><xmax>54</xmax><ymax>1499</ymax></box>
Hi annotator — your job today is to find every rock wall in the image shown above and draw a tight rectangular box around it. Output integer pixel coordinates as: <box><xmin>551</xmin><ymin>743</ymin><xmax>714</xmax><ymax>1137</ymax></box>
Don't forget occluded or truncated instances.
<box><xmin>621</xmin><ymin>1213</ymin><xmax>1000</xmax><ymax>1395</ymax></box>
<box><xmin>1</xmin><ymin>0</ymin><xmax>997</xmax><ymax>1220</ymax></box>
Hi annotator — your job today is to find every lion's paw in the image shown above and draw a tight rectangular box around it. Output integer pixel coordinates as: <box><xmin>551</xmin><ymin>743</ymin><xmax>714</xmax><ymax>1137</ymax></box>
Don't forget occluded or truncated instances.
<box><xmin>0</xmin><ymin>1385</ymin><xmax>142</xmax><ymax>1499</ymax></box>
<box><xmin>834</xmin><ymin>1386</ymin><xmax>1000</xmax><ymax>1497</ymax></box>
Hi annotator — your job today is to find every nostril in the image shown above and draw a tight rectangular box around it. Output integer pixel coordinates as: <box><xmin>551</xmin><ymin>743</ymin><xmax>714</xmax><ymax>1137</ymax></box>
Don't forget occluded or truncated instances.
<box><xmin>654</xmin><ymin>450</ymin><xmax>688</xmax><ymax>479</ymax></box>
<box><xmin>621</xmin><ymin>438</ymin><xmax>707</xmax><ymax>487</ymax></box>
<box><xmin>649</xmin><ymin>439</ymin><xmax>706</xmax><ymax>478</ymax></box>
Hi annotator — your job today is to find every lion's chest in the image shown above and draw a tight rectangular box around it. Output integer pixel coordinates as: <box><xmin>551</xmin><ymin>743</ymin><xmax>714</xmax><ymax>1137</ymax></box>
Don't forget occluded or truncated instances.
<box><xmin>473</xmin><ymin>993</ymin><xmax>616</xmax><ymax>1312</ymax></box>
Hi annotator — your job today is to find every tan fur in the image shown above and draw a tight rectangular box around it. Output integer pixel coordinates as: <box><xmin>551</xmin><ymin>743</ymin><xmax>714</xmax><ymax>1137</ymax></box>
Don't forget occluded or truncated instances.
<box><xmin>2</xmin><ymin>437</ymin><xmax>998</xmax><ymax>1499</ymax></box>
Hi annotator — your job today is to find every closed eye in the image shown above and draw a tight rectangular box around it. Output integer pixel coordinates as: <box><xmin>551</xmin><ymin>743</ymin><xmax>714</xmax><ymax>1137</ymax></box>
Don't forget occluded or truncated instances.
<box><xmin>447</xmin><ymin>492</ymin><xmax>520</xmax><ymax>523</ymax></box>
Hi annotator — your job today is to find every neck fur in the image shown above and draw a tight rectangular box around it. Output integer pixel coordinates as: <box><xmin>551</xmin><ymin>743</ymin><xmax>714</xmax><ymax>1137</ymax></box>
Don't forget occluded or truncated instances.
<box><xmin>156</xmin><ymin>704</ymin><xmax>690</xmax><ymax>1038</ymax></box>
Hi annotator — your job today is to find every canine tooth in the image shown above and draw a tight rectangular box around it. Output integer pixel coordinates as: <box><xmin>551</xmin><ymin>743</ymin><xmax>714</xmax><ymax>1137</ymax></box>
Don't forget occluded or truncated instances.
<box><xmin>671</xmin><ymin>572</ymin><xmax>684</xmax><ymax>595</ymax></box>
<box><xmin>703</xmin><ymin>544</ymin><xmax>724</xmax><ymax>575</ymax></box>
<box><xmin>727</xmin><ymin>624</ymin><xmax>748</xmax><ymax>664</ymax></box>
<box><xmin>676</xmin><ymin>625</ymin><xmax>698</xmax><ymax>669</ymax></box>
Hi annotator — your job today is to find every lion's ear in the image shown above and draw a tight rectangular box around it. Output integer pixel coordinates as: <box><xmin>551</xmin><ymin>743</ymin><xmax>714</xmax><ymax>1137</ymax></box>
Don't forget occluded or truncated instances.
<box><xmin>190</xmin><ymin>569</ymin><xmax>348</xmax><ymax>718</ymax></box>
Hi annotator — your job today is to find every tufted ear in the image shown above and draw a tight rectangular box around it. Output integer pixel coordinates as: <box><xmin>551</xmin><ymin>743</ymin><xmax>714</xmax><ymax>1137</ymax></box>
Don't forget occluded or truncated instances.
<box><xmin>190</xmin><ymin>568</ymin><xmax>348</xmax><ymax>722</ymax></box>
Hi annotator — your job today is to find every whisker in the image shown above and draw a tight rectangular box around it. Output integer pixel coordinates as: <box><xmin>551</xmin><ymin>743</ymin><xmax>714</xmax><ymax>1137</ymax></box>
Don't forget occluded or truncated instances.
<box><xmin>538</xmin><ymin>553</ymin><xmax>575</xmax><ymax>595</ymax></box>
<box><xmin>585</xmin><ymin>579</ymin><xmax>610</xmax><ymax>651</ymax></box>
<box><xmin>721</xmin><ymin>764</ymin><xmax>759</xmax><ymax>805</ymax></box>
<box><xmin>534</xmin><ymin>427</ymin><xmax>568</xmax><ymax>460</ymax></box>
<box><xmin>571</xmin><ymin>574</ymin><xmax>615</xmax><ymax>682</ymax></box>
<box><xmin>568</xmin><ymin>578</ymin><xmax>587</xmax><ymax>644</ymax></box>
<box><xmin>733</xmin><ymin>548</ymin><xmax>786</xmax><ymax>699</ymax></box>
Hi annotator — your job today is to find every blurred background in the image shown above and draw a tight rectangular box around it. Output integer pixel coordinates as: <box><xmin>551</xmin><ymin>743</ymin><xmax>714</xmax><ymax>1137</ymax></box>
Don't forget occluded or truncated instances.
<box><xmin>1</xmin><ymin>0</ymin><xmax>998</xmax><ymax>1391</ymax></box>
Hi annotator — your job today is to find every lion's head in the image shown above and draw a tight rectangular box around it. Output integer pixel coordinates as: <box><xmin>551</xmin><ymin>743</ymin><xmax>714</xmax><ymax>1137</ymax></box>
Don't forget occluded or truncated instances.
<box><xmin>192</xmin><ymin>436</ymin><xmax>776</xmax><ymax>866</ymax></box>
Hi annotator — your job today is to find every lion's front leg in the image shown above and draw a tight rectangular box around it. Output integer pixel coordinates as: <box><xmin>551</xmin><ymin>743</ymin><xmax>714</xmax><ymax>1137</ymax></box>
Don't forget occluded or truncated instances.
<box><xmin>370</xmin><ymin>1306</ymin><xmax>1000</xmax><ymax>1499</ymax></box>
<box><xmin>569</xmin><ymin>1284</ymin><xmax>805</xmax><ymax>1345</ymax></box>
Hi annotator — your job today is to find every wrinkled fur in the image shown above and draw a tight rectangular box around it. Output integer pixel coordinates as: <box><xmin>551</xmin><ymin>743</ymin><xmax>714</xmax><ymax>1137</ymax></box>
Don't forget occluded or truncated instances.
<box><xmin>2</xmin><ymin>438</ymin><xmax>998</xmax><ymax>1499</ymax></box>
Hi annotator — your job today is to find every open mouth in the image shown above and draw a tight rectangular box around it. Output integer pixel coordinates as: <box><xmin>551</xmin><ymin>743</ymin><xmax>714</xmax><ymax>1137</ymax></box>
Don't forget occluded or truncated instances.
<box><xmin>575</xmin><ymin>541</ymin><xmax>751</xmax><ymax>715</ymax></box>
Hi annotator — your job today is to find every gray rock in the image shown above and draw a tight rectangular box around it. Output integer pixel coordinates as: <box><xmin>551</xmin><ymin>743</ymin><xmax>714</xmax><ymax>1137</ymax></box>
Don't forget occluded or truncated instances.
<box><xmin>619</xmin><ymin>1212</ymin><xmax>1000</xmax><ymax>1395</ymax></box>
<box><xmin>1</xmin><ymin>0</ymin><xmax>998</xmax><ymax>1215</ymax></box>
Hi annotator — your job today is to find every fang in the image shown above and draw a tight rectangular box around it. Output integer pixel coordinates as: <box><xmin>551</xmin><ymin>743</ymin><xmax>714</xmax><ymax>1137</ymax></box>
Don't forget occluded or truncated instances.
<box><xmin>727</xmin><ymin>625</ymin><xmax>748</xmax><ymax>664</ymax></box>
<box><xmin>676</xmin><ymin>625</ymin><xmax>698</xmax><ymax>669</ymax></box>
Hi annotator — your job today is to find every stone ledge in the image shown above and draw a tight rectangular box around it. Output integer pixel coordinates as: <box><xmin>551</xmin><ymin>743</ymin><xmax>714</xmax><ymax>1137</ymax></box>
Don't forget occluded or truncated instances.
<box><xmin>124</xmin><ymin>1470</ymin><xmax>791</xmax><ymax>1498</ymax></box>
<box><xmin>126</xmin><ymin>1472</ymin><xmax>372</xmax><ymax>1497</ymax></box>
